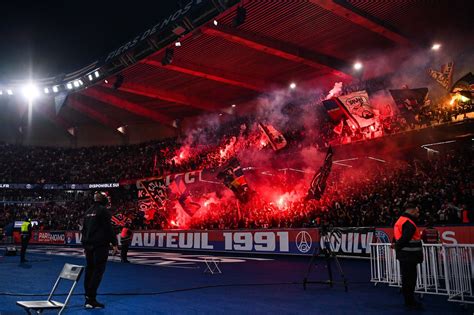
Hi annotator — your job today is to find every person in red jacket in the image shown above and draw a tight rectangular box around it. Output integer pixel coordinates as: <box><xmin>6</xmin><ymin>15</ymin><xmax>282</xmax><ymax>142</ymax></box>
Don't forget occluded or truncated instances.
<box><xmin>120</xmin><ymin>224</ymin><xmax>133</xmax><ymax>263</ymax></box>
<box><xmin>394</xmin><ymin>204</ymin><xmax>423</xmax><ymax>309</ymax></box>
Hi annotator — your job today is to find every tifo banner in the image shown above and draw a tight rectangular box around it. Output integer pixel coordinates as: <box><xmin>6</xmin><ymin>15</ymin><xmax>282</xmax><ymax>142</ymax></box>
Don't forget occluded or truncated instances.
<box><xmin>14</xmin><ymin>226</ymin><xmax>474</xmax><ymax>256</ymax></box>
<box><xmin>337</xmin><ymin>90</ymin><xmax>377</xmax><ymax>129</ymax></box>
<box><xmin>136</xmin><ymin>170</ymin><xmax>222</xmax><ymax>222</ymax></box>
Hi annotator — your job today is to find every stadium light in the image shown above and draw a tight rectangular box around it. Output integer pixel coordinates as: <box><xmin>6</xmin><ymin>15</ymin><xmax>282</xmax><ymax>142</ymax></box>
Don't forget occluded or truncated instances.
<box><xmin>7</xmin><ymin>89</ymin><xmax>13</xmax><ymax>95</ymax></box>
<box><xmin>353</xmin><ymin>62</ymin><xmax>363</xmax><ymax>70</ymax></box>
<box><xmin>67</xmin><ymin>83</ymin><xmax>73</xmax><ymax>90</ymax></box>
<box><xmin>104</xmin><ymin>79</ymin><xmax>109</xmax><ymax>84</ymax></box>
<box><xmin>231</xmin><ymin>104</ymin><xmax>236</xmax><ymax>108</ymax></box>
<box><xmin>117</xmin><ymin>126</ymin><xmax>127</xmax><ymax>134</ymax></box>
<box><xmin>175</xmin><ymin>41</ymin><xmax>182</xmax><ymax>47</ymax></box>
<box><xmin>94</xmin><ymin>70</ymin><xmax>100</xmax><ymax>78</ymax></box>
<box><xmin>88</xmin><ymin>74</ymin><xmax>93</xmax><ymax>81</ymax></box>
<box><xmin>22</xmin><ymin>83</ymin><xmax>40</xmax><ymax>101</ymax></box>
<box><xmin>44</xmin><ymin>87</ymin><xmax>49</xmax><ymax>94</ymax></box>
<box><xmin>73</xmin><ymin>81</ymin><xmax>80</xmax><ymax>88</ymax></box>
<box><xmin>78</xmin><ymin>80</ymin><xmax>84</xmax><ymax>86</ymax></box>
<box><xmin>52</xmin><ymin>85</ymin><xmax>59</xmax><ymax>93</ymax></box>
<box><xmin>213</xmin><ymin>20</ymin><xmax>218</xmax><ymax>26</ymax></box>
<box><xmin>289</xmin><ymin>82</ymin><xmax>296</xmax><ymax>89</ymax></box>
<box><xmin>431</xmin><ymin>43</ymin><xmax>441</xmax><ymax>50</ymax></box>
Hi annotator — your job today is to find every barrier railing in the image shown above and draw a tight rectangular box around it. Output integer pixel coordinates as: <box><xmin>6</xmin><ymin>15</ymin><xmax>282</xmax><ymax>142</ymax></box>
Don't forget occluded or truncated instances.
<box><xmin>370</xmin><ymin>243</ymin><xmax>474</xmax><ymax>305</ymax></box>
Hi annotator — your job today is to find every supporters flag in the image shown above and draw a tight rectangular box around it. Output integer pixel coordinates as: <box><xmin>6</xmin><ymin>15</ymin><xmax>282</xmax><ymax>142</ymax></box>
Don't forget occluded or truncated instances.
<box><xmin>389</xmin><ymin>87</ymin><xmax>429</xmax><ymax>123</ymax></box>
<box><xmin>322</xmin><ymin>98</ymin><xmax>345</xmax><ymax>122</ymax></box>
<box><xmin>217</xmin><ymin>157</ymin><xmax>251</xmax><ymax>203</ymax></box>
<box><xmin>137</xmin><ymin>177</ymin><xmax>168</xmax><ymax>221</ymax></box>
<box><xmin>306</xmin><ymin>146</ymin><xmax>333</xmax><ymax>201</ymax></box>
<box><xmin>333</xmin><ymin>119</ymin><xmax>344</xmax><ymax>135</ymax></box>
<box><xmin>429</xmin><ymin>62</ymin><xmax>454</xmax><ymax>91</ymax></box>
<box><xmin>258</xmin><ymin>122</ymin><xmax>287</xmax><ymax>151</ymax></box>
<box><xmin>337</xmin><ymin>90</ymin><xmax>377</xmax><ymax>129</ymax></box>
<box><xmin>111</xmin><ymin>213</ymin><xmax>131</xmax><ymax>227</ymax></box>
<box><xmin>451</xmin><ymin>72</ymin><xmax>474</xmax><ymax>93</ymax></box>
<box><xmin>168</xmin><ymin>176</ymin><xmax>201</xmax><ymax>217</ymax></box>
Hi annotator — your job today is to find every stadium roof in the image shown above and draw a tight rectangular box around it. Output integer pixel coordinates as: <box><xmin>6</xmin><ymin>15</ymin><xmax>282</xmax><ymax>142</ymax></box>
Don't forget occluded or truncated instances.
<box><xmin>1</xmin><ymin>0</ymin><xmax>472</xmax><ymax>143</ymax></box>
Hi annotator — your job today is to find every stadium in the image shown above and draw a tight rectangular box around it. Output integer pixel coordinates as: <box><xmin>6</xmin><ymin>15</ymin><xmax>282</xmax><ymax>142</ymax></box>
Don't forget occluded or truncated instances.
<box><xmin>0</xmin><ymin>0</ymin><xmax>473</xmax><ymax>314</ymax></box>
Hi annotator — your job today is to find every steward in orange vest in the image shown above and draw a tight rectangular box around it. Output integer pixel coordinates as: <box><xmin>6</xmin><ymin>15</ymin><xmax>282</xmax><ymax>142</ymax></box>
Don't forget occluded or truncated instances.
<box><xmin>393</xmin><ymin>204</ymin><xmax>423</xmax><ymax>309</ymax></box>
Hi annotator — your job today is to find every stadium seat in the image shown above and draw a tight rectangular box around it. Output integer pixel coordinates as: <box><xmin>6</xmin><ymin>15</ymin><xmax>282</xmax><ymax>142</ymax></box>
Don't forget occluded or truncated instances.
<box><xmin>16</xmin><ymin>263</ymin><xmax>84</xmax><ymax>314</ymax></box>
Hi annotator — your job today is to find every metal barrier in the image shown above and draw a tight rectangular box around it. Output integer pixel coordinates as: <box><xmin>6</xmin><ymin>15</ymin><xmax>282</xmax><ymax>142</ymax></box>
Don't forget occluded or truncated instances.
<box><xmin>370</xmin><ymin>243</ymin><xmax>474</xmax><ymax>305</ymax></box>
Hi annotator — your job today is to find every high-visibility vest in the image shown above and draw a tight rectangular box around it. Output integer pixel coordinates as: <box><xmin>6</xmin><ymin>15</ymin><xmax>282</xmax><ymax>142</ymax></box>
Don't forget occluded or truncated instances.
<box><xmin>394</xmin><ymin>215</ymin><xmax>422</xmax><ymax>252</ymax></box>
<box><xmin>394</xmin><ymin>216</ymin><xmax>420</xmax><ymax>241</ymax></box>
<box><xmin>21</xmin><ymin>221</ymin><xmax>31</xmax><ymax>234</ymax></box>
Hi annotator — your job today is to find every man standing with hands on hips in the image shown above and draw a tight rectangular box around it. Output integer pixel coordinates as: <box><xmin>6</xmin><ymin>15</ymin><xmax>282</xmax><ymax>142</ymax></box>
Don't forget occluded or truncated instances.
<box><xmin>82</xmin><ymin>191</ymin><xmax>118</xmax><ymax>309</ymax></box>
<box><xmin>393</xmin><ymin>204</ymin><xmax>423</xmax><ymax>309</ymax></box>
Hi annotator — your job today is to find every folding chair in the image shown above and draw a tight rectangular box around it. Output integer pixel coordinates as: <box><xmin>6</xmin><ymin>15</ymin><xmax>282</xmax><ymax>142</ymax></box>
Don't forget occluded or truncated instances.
<box><xmin>203</xmin><ymin>257</ymin><xmax>222</xmax><ymax>274</ymax></box>
<box><xmin>17</xmin><ymin>263</ymin><xmax>84</xmax><ymax>314</ymax></box>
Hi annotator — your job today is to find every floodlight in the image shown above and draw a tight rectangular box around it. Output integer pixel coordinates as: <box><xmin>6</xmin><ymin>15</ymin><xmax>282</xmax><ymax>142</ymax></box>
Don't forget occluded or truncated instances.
<box><xmin>353</xmin><ymin>62</ymin><xmax>363</xmax><ymax>70</ymax></box>
<box><xmin>22</xmin><ymin>84</ymin><xmax>39</xmax><ymax>101</ymax></box>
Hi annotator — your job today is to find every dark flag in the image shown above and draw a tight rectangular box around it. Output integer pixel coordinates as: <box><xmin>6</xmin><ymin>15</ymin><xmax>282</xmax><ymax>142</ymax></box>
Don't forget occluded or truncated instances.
<box><xmin>217</xmin><ymin>157</ymin><xmax>251</xmax><ymax>203</ymax></box>
<box><xmin>111</xmin><ymin>213</ymin><xmax>131</xmax><ymax>227</ymax></box>
<box><xmin>306</xmin><ymin>146</ymin><xmax>333</xmax><ymax>200</ymax></box>
<box><xmin>322</xmin><ymin>98</ymin><xmax>345</xmax><ymax>122</ymax></box>
<box><xmin>451</xmin><ymin>72</ymin><xmax>474</xmax><ymax>93</ymax></box>
<box><xmin>389</xmin><ymin>88</ymin><xmax>429</xmax><ymax>123</ymax></box>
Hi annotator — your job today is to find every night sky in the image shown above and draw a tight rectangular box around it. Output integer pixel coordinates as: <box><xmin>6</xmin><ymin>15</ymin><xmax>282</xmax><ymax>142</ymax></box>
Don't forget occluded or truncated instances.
<box><xmin>0</xmin><ymin>1</ymin><xmax>180</xmax><ymax>81</ymax></box>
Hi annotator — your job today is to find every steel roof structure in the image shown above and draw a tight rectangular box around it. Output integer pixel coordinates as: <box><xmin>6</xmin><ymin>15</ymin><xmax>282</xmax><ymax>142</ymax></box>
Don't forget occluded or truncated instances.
<box><xmin>1</xmin><ymin>0</ymin><xmax>471</xmax><ymax>144</ymax></box>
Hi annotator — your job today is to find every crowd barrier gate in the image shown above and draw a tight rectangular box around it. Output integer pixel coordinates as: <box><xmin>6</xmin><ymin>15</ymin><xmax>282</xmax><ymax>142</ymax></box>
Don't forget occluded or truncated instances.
<box><xmin>370</xmin><ymin>243</ymin><xmax>474</xmax><ymax>305</ymax></box>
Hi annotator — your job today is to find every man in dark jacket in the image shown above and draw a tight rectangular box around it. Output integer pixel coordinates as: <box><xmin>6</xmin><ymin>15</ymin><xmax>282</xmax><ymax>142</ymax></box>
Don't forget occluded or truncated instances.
<box><xmin>82</xmin><ymin>191</ymin><xmax>118</xmax><ymax>309</ymax></box>
<box><xmin>393</xmin><ymin>204</ymin><xmax>423</xmax><ymax>309</ymax></box>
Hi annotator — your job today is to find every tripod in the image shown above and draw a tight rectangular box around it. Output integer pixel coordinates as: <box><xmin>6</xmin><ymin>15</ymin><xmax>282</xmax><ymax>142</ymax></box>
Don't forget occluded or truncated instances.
<box><xmin>303</xmin><ymin>230</ymin><xmax>348</xmax><ymax>292</ymax></box>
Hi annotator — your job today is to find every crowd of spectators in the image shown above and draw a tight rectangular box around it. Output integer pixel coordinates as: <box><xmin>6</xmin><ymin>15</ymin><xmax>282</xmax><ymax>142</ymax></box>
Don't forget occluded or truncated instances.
<box><xmin>1</xmin><ymin>145</ymin><xmax>471</xmax><ymax>231</ymax></box>
<box><xmin>0</xmin><ymin>80</ymin><xmax>472</xmax><ymax>232</ymax></box>
<box><xmin>185</xmin><ymin>150</ymin><xmax>473</xmax><ymax>230</ymax></box>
